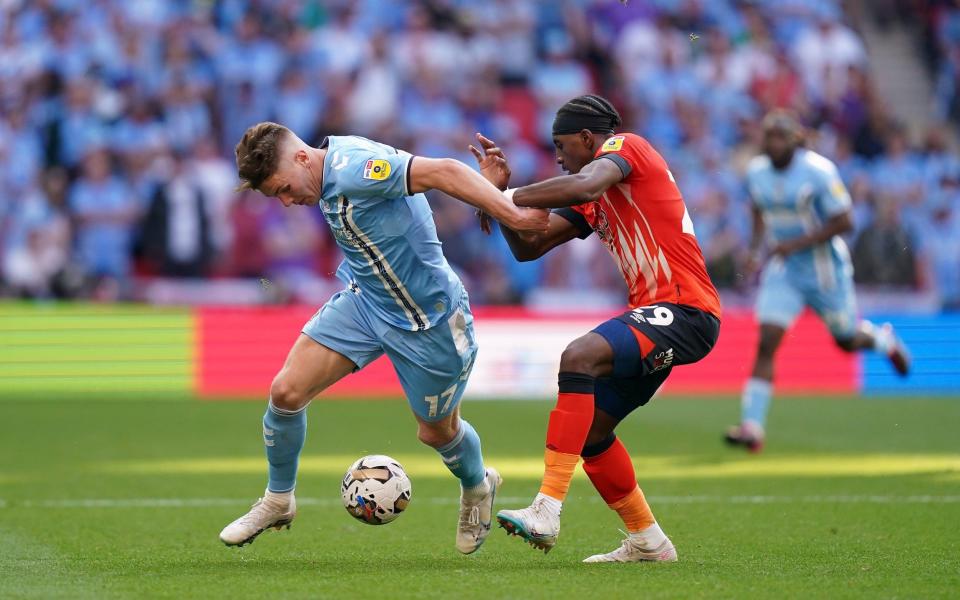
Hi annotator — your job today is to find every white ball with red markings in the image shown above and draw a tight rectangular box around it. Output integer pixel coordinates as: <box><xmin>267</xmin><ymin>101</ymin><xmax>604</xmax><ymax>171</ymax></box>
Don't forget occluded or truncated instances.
<box><xmin>340</xmin><ymin>455</ymin><xmax>412</xmax><ymax>525</ymax></box>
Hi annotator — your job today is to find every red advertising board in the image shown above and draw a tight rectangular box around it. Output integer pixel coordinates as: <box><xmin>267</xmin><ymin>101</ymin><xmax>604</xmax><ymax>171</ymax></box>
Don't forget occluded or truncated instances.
<box><xmin>196</xmin><ymin>306</ymin><xmax>856</xmax><ymax>398</ymax></box>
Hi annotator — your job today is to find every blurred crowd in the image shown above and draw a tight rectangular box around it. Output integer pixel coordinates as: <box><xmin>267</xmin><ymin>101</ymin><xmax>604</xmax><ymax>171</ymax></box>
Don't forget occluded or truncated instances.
<box><xmin>1</xmin><ymin>0</ymin><xmax>958</xmax><ymax>309</ymax></box>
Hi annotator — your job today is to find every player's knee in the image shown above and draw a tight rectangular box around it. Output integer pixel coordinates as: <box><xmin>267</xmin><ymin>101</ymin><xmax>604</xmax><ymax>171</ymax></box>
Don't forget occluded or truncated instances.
<box><xmin>269</xmin><ymin>376</ymin><xmax>310</xmax><ymax>412</ymax></box>
<box><xmin>560</xmin><ymin>340</ymin><xmax>601</xmax><ymax>375</ymax></box>
<box><xmin>416</xmin><ymin>420</ymin><xmax>456</xmax><ymax>448</ymax></box>
<box><xmin>582</xmin><ymin>429</ymin><xmax>614</xmax><ymax>453</ymax></box>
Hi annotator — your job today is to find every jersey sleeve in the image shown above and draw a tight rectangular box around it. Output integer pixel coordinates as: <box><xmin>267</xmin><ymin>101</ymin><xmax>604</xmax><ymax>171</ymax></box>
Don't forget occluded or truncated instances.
<box><xmin>553</xmin><ymin>206</ymin><xmax>592</xmax><ymax>239</ymax></box>
<box><xmin>594</xmin><ymin>135</ymin><xmax>635</xmax><ymax>179</ymax></box>
<box><xmin>333</xmin><ymin>144</ymin><xmax>413</xmax><ymax>203</ymax></box>
<box><xmin>813</xmin><ymin>159</ymin><xmax>852</xmax><ymax>219</ymax></box>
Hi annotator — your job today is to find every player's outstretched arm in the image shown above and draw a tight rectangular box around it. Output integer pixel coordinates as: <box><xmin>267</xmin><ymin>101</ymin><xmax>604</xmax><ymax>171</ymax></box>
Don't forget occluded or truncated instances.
<box><xmin>498</xmin><ymin>213</ymin><xmax>583</xmax><ymax>262</ymax></box>
<box><xmin>511</xmin><ymin>159</ymin><xmax>624</xmax><ymax>209</ymax></box>
<box><xmin>773</xmin><ymin>210</ymin><xmax>854</xmax><ymax>257</ymax></box>
<box><xmin>409</xmin><ymin>157</ymin><xmax>549</xmax><ymax>235</ymax></box>
<box><xmin>464</xmin><ymin>132</ymin><xmax>587</xmax><ymax>261</ymax></box>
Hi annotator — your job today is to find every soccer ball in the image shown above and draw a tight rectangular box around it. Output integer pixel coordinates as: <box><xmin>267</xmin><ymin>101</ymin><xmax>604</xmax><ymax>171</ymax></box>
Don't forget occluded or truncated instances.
<box><xmin>340</xmin><ymin>455</ymin><xmax>412</xmax><ymax>525</ymax></box>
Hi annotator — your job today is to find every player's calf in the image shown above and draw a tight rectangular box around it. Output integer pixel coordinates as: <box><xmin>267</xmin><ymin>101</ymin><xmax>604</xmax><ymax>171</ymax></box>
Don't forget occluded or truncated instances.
<box><xmin>421</xmin><ymin>415</ymin><xmax>499</xmax><ymax>554</ymax></box>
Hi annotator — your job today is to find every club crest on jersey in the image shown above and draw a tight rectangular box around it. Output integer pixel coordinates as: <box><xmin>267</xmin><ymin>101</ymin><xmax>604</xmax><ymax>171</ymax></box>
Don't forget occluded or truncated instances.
<box><xmin>601</xmin><ymin>136</ymin><xmax>625</xmax><ymax>152</ymax></box>
<box><xmin>594</xmin><ymin>206</ymin><xmax>613</xmax><ymax>251</ymax></box>
<box><xmin>363</xmin><ymin>159</ymin><xmax>391</xmax><ymax>180</ymax></box>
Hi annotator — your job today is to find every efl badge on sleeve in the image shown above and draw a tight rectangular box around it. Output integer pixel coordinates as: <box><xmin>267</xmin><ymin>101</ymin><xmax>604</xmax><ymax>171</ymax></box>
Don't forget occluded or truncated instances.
<box><xmin>363</xmin><ymin>159</ymin><xmax>391</xmax><ymax>180</ymax></box>
<box><xmin>829</xmin><ymin>178</ymin><xmax>847</xmax><ymax>199</ymax></box>
<box><xmin>601</xmin><ymin>136</ymin><xmax>625</xmax><ymax>152</ymax></box>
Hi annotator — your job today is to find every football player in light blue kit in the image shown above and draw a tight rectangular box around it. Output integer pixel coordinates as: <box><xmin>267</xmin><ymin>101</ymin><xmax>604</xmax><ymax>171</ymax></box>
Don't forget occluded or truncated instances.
<box><xmin>219</xmin><ymin>122</ymin><xmax>549</xmax><ymax>552</ymax></box>
<box><xmin>726</xmin><ymin>111</ymin><xmax>910</xmax><ymax>452</ymax></box>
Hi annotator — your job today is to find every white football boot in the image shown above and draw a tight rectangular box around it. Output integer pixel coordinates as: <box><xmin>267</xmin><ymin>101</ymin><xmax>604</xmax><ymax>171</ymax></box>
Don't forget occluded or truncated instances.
<box><xmin>583</xmin><ymin>532</ymin><xmax>678</xmax><ymax>563</ymax></box>
<box><xmin>879</xmin><ymin>322</ymin><xmax>911</xmax><ymax>377</ymax></box>
<box><xmin>219</xmin><ymin>490</ymin><xmax>296</xmax><ymax>547</ymax></box>
<box><xmin>496</xmin><ymin>494</ymin><xmax>561</xmax><ymax>553</ymax></box>
<box><xmin>724</xmin><ymin>420</ymin><xmax>765</xmax><ymax>453</ymax></box>
<box><xmin>456</xmin><ymin>468</ymin><xmax>502</xmax><ymax>554</ymax></box>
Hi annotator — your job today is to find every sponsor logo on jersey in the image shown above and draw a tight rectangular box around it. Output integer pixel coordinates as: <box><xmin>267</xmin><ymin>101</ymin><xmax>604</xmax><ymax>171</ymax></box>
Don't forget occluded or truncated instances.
<box><xmin>651</xmin><ymin>348</ymin><xmax>674</xmax><ymax>372</ymax></box>
<box><xmin>601</xmin><ymin>136</ymin><xmax>625</xmax><ymax>152</ymax></box>
<box><xmin>363</xmin><ymin>159</ymin><xmax>391</xmax><ymax>180</ymax></box>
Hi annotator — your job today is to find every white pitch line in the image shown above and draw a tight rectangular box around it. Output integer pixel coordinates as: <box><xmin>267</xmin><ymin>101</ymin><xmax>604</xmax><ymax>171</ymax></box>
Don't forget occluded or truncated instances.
<box><xmin>4</xmin><ymin>495</ymin><xmax>960</xmax><ymax>509</ymax></box>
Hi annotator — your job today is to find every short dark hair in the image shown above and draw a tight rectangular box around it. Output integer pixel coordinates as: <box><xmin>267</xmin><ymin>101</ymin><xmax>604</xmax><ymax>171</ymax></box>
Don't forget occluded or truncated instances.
<box><xmin>234</xmin><ymin>121</ymin><xmax>291</xmax><ymax>191</ymax></box>
<box><xmin>761</xmin><ymin>109</ymin><xmax>801</xmax><ymax>134</ymax></box>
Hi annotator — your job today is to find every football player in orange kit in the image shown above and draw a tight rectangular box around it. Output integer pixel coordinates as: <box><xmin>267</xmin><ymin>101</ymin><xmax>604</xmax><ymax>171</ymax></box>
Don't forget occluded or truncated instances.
<box><xmin>470</xmin><ymin>95</ymin><xmax>721</xmax><ymax>563</ymax></box>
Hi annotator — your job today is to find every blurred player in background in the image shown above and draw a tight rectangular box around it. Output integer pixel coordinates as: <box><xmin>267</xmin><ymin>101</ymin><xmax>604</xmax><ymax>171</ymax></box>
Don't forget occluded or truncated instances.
<box><xmin>218</xmin><ymin>122</ymin><xmax>548</xmax><ymax>553</ymax></box>
<box><xmin>725</xmin><ymin>111</ymin><xmax>911</xmax><ymax>453</ymax></box>
<box><xmin>471</xmin><ymin>95</ymin><xmax>721</xmax><ymax>562</ymax></box>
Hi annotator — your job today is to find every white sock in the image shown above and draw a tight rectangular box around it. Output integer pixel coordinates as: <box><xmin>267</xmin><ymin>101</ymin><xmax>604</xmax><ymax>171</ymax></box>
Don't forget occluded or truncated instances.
<box><xmin>630</xmin><ymin>522</ymin><xmax>667</xmax><ymax>548</ymax></box>
<box><xmin>462</xmin><ymin>478</ymin><xmax>491</xmax><ymax>502</ymax></box>
<box><xmin>535</xmin><ymin>492</ymin><xmax>563</xmax><ymax>515</ymax></box>
<box><xmin>742</xmin><ymin>419</ymin><xmax>765</xmax><ymax>437</ymax></box>
<box><xmin>265</xmin><ymin>488</ymin><xmax>293</xmax><ymax>506</ymax></box>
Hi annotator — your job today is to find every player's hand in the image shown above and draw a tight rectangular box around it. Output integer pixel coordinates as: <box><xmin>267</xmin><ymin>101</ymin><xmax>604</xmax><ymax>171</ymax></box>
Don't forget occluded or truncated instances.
<box><xmin>506</xmin><ymin>206</ymin><xmax>550</xmax><ymax>235</ymax></box>
<box><xmin>743</xmin><ymin>253</ymin><xmax>763</xmax><ymax>278</ymax></box>
<box><xmin>469</xmin><ymin>132</ymin><xmax>511</xmax><ymax>191</ymax></box>
<box><xmin>771</xmin><ymin>240</ymin><xmax>801</xmax><ymax>258</ymax></box>
<box><xmin>476</xmin><ymin>209</ymin><xmax>493</xmax><ymax>235</ymax></box>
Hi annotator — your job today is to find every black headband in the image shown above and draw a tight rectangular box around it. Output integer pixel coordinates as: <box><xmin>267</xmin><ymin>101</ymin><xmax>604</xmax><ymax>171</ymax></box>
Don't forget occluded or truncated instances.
<box><xmin>552</xmin><ymin>111</ymin><xmax>616</xmax><ymax>136</ymax></box>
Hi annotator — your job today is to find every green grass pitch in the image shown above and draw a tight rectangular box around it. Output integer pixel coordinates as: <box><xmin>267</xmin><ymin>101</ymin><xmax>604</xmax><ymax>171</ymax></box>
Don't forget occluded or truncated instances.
<box><xmin>1</xmin><ymin>396</ymin><xmax>958</xmax><ymax>599</ymax></box>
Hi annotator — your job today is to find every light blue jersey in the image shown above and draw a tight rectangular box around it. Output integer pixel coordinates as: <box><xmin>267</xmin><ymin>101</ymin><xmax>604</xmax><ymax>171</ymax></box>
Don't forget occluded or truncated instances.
<box><xmin>302</xmin><ymin>135</ymin><xmax>477</xmax><ymax>420</ymax></box>
<box><xmin>256</xmin><ymin>135</ymin><xmax>490</xmax><ymax>500</ymax></box>
<box><xmin>747</xmin><ymin>148</ymin><xmax>853</xmax><ymax>290</ymax></box>
<box><xmin>318</xmin><ymin>135</ymin><xmax>463</xmax><ymax>331</ymax></box>
<box><xmin>747</xmin><ymin>148</ymin><xmax>854</xmax><ymax>290</ymax></box>
<box><xmin>748</xmin><ymin>149</ymin><xmax>858</xmax><ymax>338</ymax></box>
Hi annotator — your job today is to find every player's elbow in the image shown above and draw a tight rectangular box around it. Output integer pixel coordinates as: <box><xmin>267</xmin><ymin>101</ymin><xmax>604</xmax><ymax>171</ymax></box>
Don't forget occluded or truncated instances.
<box><xmin>436</xmin><ymin>158</ymin><xmax>468</xmax><ymax>189</ymax></box>
<box><xmin>521</xmin><ymin>234</ymin><xmax>551</xmax><ymax>261</ymax></box>
<box><xmin>570</xmin><ymin>174</ymin><xmax>604</xmax><ymax>204</ymax></box>
<box><xmin>503</xmin><ymin>230</ymin><xmax>546</xmax><ymax>262</ymax></box>
<box><xmin>513</xmin><ymin>247</ymin><xmax>543</xmax><ymax>262</ymax></box>
<box><xmin>410</xmin><ymin>157</ymin><xmax>461</xmax><ymax>194</ymax></box>
<box><xmin>436</xmin><ymin>158</ymin><xmax>462</xmax><ymax>177</ymax></box>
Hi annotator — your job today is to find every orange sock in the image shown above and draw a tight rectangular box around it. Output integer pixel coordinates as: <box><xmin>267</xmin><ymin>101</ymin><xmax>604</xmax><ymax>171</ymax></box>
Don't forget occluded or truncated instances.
<box><xmin>582</xmin><ymin>435</ymin><xmax>655</xmax><ymax>532</ymax></box>
<box><xmin>609</xmin><ymin>486</ymin><xmax>655</xmax><ymax>532</ymax></box>
<box><xmin>539</xmin><ymin>372</ymin><xmax>595</xmax><ymax>501</ymax></box>
<box><xmin>539</xmin><ymin>448</ymin><xmax>581</xmax><ymax>501</ymax></box>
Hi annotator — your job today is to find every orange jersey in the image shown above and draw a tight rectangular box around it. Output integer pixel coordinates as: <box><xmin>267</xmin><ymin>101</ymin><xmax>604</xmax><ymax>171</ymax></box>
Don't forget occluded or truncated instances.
<box><xmin>564</xmin><ymin>133</ymin><xmax>722</xmax><ymax>318</ymax></box>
